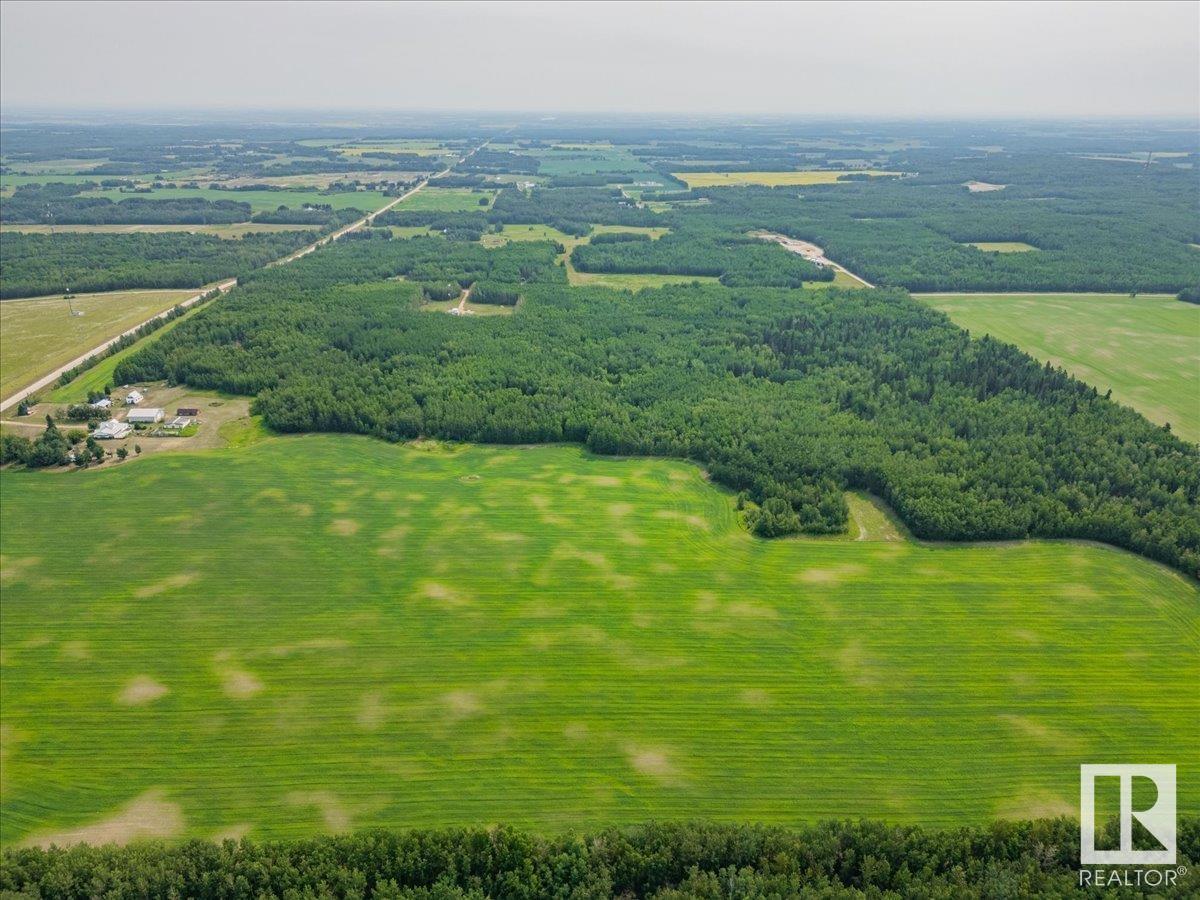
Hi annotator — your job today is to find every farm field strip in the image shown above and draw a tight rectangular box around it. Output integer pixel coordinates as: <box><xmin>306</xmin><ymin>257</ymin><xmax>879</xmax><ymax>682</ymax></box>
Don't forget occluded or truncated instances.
<box><xmin>673</xmin><ymin>171</ymin><xmax>902</xmax><ymax>188</ymax></box>
<box><xmin>0</xmin><ymin>286</ymin><xmax>230</xmax><ymax>408</ymax></box>
<box><xmin>1</xmin><ymin>436</ymin><xmax>1195</xmax><ymax>845</ymax></box>
<box><xmin>920</xmin><ymin>292</ymin><xmax>1200</xmax><ymax>442</ymax></box>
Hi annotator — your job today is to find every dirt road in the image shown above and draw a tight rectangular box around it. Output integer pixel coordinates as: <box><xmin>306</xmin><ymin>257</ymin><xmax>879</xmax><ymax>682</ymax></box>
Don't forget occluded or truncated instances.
<box><xmin>0</xmin><ymin>141</ymin><xmax>491</xmax><ymax>413</ymax></box>
<box><xmin>752</xmin><ymin>231</ymin><xmax>875</xmax><ymax>288</ymax></box>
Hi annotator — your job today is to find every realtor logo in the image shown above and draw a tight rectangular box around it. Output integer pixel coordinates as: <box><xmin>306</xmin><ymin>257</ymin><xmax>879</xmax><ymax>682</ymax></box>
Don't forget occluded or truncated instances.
<box><xmin>1080</xmin><ymin>765</ymin><xmax>1176</xmax><ymax>865</ymax></box>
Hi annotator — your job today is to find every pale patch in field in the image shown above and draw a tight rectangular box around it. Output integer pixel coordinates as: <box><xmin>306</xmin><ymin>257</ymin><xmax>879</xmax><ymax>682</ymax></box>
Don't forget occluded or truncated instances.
<box><xmin>213</xmin><ymin>656</ymin><xmax>264</xmax><ymax>699</ymax></box>
<box><xmin>117</xmin><ymin>675</ymin><xmax>169</xmax><ymax>706</ymax></box>
<box><xmin>442</xmin><ymin>690</ymin><xmax>482</xmax><ymax>719</ymax></box>
<box><xmin>328</xmin><ymin>518</ymin><xmax>360</xmax><ymax>536</ymax></box>
<box><xmin>585</xmin><ymin>475</ymin><xmax>622</xmax><ymax>487</ymax></box>
<box><xmin>286</xmin><ymin>791</ymin><xmax>351</xmax><ymax>832</ymax></box>
<box><xmin>528</xmin><ymin>494</ymin><xmax>551</xmax><ymax>509</ymax></box>
<box><xmin>619</xmin><ymin>530</ymin><xmax>646</xmax><ymax>546</ymax></box>
<box><xmin>212</xmin><ymin>823</ymin><xmax>252</xmax><ymax>842</ymax></box>
<box><xmin>22</xmin><ymin>788</ymin><xmax>184</xmax><ymax>848</ymax></box>
<box><xmin>995</xmin><ymin>790</ymin><xmax>1074</xmax><ymax>820</ymax></box>
<box><xmin>725</xmin><ymin>601</ymin><xmax>779</xmax><ymax>619</ymax></box>
<box><xmin>357</xmin><ymin>690</ymin><xmax>387</xmax><ymax>731</ymax></box>
<box><xmin>134</xmin><ymin>572</ymin><xmax>199</xmax><ymax>598</ymax></box>
<box><xmin>694</xmin><ymin>591</ymin><xmax>719</xmax><ymax>614</ymax></box>
<box><xmin>266</xmin><ymin>638</ymin><xmax>350</xmax><ymax>657</ymax></box>
<box><xmin>255</xmin><ymin>487</ymin><xmax>287</xmax><ymax>502</ymax></box>
<box><xmin>563</xmin><ymin>722</ymin><xmax>589</xmax><ymax>740</ymax></box>
<box><xmin>997</xmin><ymin>714</ymin><xmax>1083</xmax><ymax>753</ymax></box>
<box><xmin>653</xmin><ymin>509</ymin><xmax>709</xmax><ymax>530</ymax></box>
<box><xmin>835</xmin><ymin>640</ymin><xmax>882</xmax><ymax>688</ymax></box>
<box><xmin>739</xmin><ymin>688</ymin><xmax>773</xmax><ymax>707</ymax></box>
<box><xmin>59</xmin><ymin>640</ymin><xmax>91</xmax><ymax>660</ymax></box>
<box><xmin>795</xmin><ymin>564</ymin><xmax>866</xmax><ymax>585</ymax></box>
<box><xmin>1060</xmin><ymin>583</ymin><xmax>1098</xmax><ymax>600</ymax></box>
<box><xmin>419</xmin><ymin>581</ymin><xmax>472</xmax><ymax>607</ymax></box>
<box><xmin>487</xmin><ymin>531</ymin><xmax>528</xmax><ymax>543</ymax></box>
<box><xmin>625</xmin><ymin>745</ymin><xmax>682</xmax><ymax>785</ymax></box>
<box><xmin>608</xmin><ymin>502</ymin><xmax>634</xmax><ymax>516</ymax></box>
<box><xmin>291</xmin><ymin>502</ymin><xmax>314</xmax><ymax>517</ymax></box>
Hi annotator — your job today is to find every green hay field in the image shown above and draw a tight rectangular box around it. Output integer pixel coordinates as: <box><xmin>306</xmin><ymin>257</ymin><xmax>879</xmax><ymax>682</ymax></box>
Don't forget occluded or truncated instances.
<box><xmin>1</xmin><ymin>435</ymin><xmax>1195</xmax><ymax>846</ymax></box>
<box><xmin>394</xmin><ymin>187</ymin><xmax>496</xmax><ymax>212</ymax></box>
<box><xmin>921</xmin><ymin>292</ymin><xmax>1200</xmax><ymax>442</ymax></box>
<box><xmin>0</xmin><ymin>289</ymin><xmax>196</xmax><ymax>400</ymax></box>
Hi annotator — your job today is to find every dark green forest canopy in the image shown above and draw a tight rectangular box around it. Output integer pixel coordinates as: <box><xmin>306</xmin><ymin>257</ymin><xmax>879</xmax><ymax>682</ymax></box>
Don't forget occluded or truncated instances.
<box><xmin>4</xmin><ymin>819</ymin><xmax>1199</xmax><ymax>899</ymax></box>
<box><xmin>644</xmin><ymin>157</ymin><xmax>1200</xmax><ymax>293</ymax></box>
<box><xmin>0</xmin><ymin>231</ymin><xmax>321</xmax><ymax>299</ymax></box>
<box><xmin>114</xmin><ymin>235</ymin><xmax>1200</xmax><ymax>576</ymax></box>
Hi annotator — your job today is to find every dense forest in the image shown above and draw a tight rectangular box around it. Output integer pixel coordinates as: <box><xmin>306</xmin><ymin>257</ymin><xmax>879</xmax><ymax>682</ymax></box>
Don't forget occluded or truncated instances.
<box><xmin>645</xmin><ymin>159</ymin><xmax>1200</xmax><ymax>293</ymax></box>
<box><xmin>572</xmin><ymin>228</ymin><xmax>831</xmax><ymax>286</ymax></box>
<box><xmin>1</xmin><ymin>182</ymin><xmax>254</xmax><ymax>225</ymax></box>
<box><xmin>3</xmin><ymin>819</ymin><xmax>1197</xmax><ymax>898</ymax></box>
<box><xmin>113</xmin><ymin>236</ymin><xmax>1200</xmax><ymax>575</ymax></box>
<box><xmin>0</xmin><ymin>231</ymin><xmax>318</xmax><ymax>298</ymax></box>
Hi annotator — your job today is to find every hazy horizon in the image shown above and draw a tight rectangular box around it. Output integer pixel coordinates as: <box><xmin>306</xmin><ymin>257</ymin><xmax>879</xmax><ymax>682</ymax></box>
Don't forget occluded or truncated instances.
<box><xmin>2</xmin><ymin>0</ymin><xmax>1197</xmax><ymax>119</ymax></box>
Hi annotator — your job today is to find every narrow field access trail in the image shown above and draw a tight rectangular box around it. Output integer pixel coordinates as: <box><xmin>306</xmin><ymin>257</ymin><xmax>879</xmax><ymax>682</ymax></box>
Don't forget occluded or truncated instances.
<box><xmin>0</xmin><ymin>140</ymin><xmax>493</xmax><ymax>414</ymax></box>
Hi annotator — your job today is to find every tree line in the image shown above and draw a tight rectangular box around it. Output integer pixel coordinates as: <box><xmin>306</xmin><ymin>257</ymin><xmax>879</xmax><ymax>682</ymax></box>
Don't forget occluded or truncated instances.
<box><xmin>2</xmin><ymin>818</ymin><xmax>1197</xmax><ymax>899</ymax></box>
<box><xmin>0</xmin><ymin>231</ymin><xmax>318</xmax><ymax>299</ymax></box>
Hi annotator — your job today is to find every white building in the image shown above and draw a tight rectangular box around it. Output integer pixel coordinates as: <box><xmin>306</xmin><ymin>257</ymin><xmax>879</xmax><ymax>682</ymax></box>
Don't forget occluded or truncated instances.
<box><xmin>92</xmin><ymin>419</ymin><xmax>132</xmax><ymax>440</ymax></box>
<box><xmin>126</xmin><ymin>408</ymin><xmax>164</xmax><ymax>424</ymax></box>
<box><xmin>89</xmin><ymin>397</ymin><xmax>112</xmax><ymax>410</ymax></box>
<box><xmin>124</xmin><ymin>390</ymin><xmax>145</xmax><ymax>406</ymax></box>
<box><xmin>163</xmin><ymin>416</ymin><xmax>191</xmax><ymax>430</ymax></box>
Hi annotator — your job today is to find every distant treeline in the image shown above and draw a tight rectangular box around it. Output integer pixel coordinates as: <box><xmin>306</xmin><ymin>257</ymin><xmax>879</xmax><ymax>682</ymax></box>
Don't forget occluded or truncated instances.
<box><xmin>2</xmin><ymin>819</ymin><xmax>1198</xmax><ymax>899</ymax></box>
<box><xmin>2</xmin><ymin>183</ymin><xmax>253</xmax><ymax>225</ymax></box>
<box><xmin>0</xmin><ymin>231</ymin><xmax>317</xmax><ymax>299</ymax></box>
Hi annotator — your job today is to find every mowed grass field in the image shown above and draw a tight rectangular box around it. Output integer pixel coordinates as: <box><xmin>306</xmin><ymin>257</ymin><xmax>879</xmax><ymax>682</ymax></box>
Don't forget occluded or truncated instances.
<box><xmin>673</xmin><ymin>171</ymin><xmax>902</xmax><ymax>188</ymax></box>
<box><xmin>395</xmin><ymin>187</ymin><xmax>496</xmax><ymax>212</ymax></box>
<box><xmin>0</xmin><ymin>289</ymin><xmax>196</xmax><ymax>399</ymax></box>
<box><xmin>921</xmin><ymin>293</ymin><xmax>1200</xmax><ymax>442</ymax></box>
<box><xmin>1</xmin><ymin>435</ymin><xmax>1196</xmax><ymax>846</ymax></box>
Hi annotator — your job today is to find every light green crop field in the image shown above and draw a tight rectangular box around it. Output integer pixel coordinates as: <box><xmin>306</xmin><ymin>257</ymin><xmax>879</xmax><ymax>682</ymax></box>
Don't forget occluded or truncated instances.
<box><xmin>0</xmin><ymin>290</ymin><xmax>196</xmax><ymax>400</ymax></box>
<box><xmin>921</xmin><ymin>293</ymin><xmax>1200</xmax><ymax>443</ymax></box>
<box><xmin>1</xmin><ymin>435</ymin><xmax>1195</xmax><ymax>846</ymax></box>
<box><xmin>394</xmin><ymin>187</ymin><xmax>496</xmax><ymax>212</ymax></box>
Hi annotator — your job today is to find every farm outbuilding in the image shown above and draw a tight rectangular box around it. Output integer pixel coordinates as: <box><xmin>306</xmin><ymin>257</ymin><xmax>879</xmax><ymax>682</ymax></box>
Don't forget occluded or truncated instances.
<box><xmin>176</xmin><ymin>407</ymin><xmax>200</xmax><ymax>417</ymax></box>
<box><xmin>126</xmin><ymin>408</ymin><xmax>164</xmax><ymax>424</ymax></box>
<box><xmin>90</xmin><ymin>397</ymin><xmax>112</xmax><ymax>410</ymax></box>
<box><xmin>92</xmin><ymin>419</ymin><xmax>132</xmax><ymax>440</ymax></box>
<box><xmin>124</xmin><ymin>390</ymin><xmax>145</xmax><ymax>406</ymax></box>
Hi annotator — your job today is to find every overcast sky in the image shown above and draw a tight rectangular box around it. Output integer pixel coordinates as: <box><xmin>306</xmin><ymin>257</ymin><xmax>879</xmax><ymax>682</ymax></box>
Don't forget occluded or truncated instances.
<box><xmin>2</xmin><ymin>0</ymin><xmax>1197</xmax><ymax>118</ymax></box>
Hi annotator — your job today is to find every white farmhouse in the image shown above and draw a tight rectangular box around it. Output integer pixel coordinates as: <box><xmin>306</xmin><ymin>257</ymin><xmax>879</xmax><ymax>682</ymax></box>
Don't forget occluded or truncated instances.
<box><xmin>126</xmin><ymin>408</ymin><xmax>164</xmax><ymax>424</ymax></box>
<box><xmin>92</xmin><ymin>419</ymin><xmax>132</xmax><ymax>440</ymax></box>
<box><xmin>89</xmin><ymin>397</ymin><xmax>112</xmax><ymax>410</ymax></box>
<box><xmin>124</xmin><ymin>390</ymin><xmax>145</xmax><ymax>406</ymax></box>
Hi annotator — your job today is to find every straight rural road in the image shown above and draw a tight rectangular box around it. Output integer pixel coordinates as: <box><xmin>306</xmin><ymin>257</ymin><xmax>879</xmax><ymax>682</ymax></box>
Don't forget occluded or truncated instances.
<box><xmin>0</xmin><ymin>141</ymin><xmax>490</xmax><ymax>414</ymax></box>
